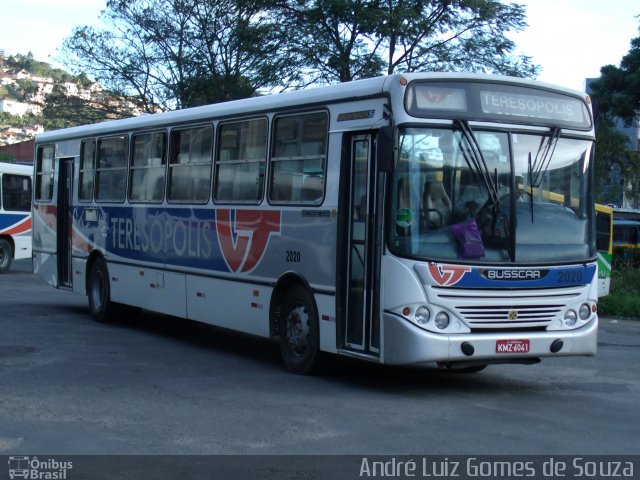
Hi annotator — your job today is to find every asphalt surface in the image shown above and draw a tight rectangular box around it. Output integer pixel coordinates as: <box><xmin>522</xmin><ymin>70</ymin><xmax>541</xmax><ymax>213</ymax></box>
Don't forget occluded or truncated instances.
<box><xmin>1</xmin><ymin>258</ymin><xmax>639</xmax><ymax>456</ymax></box>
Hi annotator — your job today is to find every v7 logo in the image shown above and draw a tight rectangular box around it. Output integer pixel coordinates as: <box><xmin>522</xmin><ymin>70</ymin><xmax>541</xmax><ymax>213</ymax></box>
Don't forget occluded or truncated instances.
<box><xmin>428</xmin><ymin>263</ymin><xmax>471</xmax><ymax>286</ymax></box>
<box><xmin>216</xmin><ymin>209</ymin><xmax>281</xmax><ymax>273</ymax></box>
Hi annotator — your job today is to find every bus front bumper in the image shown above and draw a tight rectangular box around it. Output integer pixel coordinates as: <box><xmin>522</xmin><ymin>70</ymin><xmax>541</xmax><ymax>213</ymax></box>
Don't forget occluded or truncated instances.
<box><xmin>382</xmin><ymin>312</ymin><xmax>598</xmax><ymax>366</ymax></box>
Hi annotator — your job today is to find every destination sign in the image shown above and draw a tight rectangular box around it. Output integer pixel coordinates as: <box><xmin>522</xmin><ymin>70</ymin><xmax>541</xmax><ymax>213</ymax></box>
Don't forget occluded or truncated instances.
<box><xmin>406</xmin><ymin>81</ymin><xmax>592</xmax><ymax>129</ymax></box>
<box><xmin>480</xmin><ymin>90</ymin><xmax>586</xmax><ymax>124</ymax></box>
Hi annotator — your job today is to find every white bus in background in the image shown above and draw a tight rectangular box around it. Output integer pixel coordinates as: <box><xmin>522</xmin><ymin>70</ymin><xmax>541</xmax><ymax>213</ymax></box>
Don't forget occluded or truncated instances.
<box><xmin>32</xmin><ymin>73</ymin><xmax>598</xmax><ymax>374</ymax></box>
<box><xmin>0</xmin><ymin>162</ymin><xmax>32</xmax><ymax>273</ymax></box>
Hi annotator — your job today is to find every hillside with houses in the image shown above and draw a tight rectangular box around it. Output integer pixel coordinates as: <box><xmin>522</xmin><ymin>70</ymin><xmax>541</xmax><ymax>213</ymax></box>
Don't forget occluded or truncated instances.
<box><xmin>0</xmin><ymin>51</ymin><xmax>142</xmax><ymax>149</ymax></box>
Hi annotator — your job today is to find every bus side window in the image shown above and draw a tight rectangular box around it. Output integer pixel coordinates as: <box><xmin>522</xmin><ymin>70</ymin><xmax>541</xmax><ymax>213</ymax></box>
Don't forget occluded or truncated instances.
<box><xmin>79</xmin><ymin>141</ymin><xmax>96</xmax><ymax>202</ymax></box>
<box><xmin>169</xmin><ymin>125</ymin><xmax>213</xmax><ymax>203</ymax></box>
<box><xmin>214</xmin><ymin>118</ymin><xmax>266</xmax><ymax>204</ymax></box>
<box><xmin>96</xmin><ymin>136</ymin><xmax>128</xmax><ymax>202</ymax></box>
<box><xmin>129</xmin><ymin>131</ymin><xmax>167</xmax><ymax>203</ymax></box>
<box><xmin>269</xmin><ymin>112</ymin><xmax>327</xmax><ymax>205</ymax></box>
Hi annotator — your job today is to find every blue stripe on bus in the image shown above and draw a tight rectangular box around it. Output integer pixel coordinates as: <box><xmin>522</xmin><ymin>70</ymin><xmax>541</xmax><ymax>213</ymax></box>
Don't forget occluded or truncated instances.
<box><xmin>73</xmin><ymin>205</ymin><xmax>283</xmax><ymax>275</ymax></box>
<box><xmin>453</xmin><ymin>264</ymin><xmax>596</xmax><ymax>289</ymax></box>
<box><xmin>0</xmin><ymin>213</ymin><xmax>29</xmax><ymax>231</ymax></box>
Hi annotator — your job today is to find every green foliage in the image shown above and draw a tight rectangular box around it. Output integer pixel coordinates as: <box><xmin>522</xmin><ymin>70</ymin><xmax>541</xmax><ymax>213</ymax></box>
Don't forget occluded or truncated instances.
<box><xmin>0</xmin><ymin>111</ymin><xmax>27</xmax><ymax>127</ymax></box>
<box><xmin>590</xmin><ymin>19</ymin><xmax>640</xmax><ymax>205</ymax></box>
<box><xmin>275</xmin><ymin>0</ymin><xmax>540</xmax><ymax>85</ymax></box>
<box><xmin>61</xmin><ymin>0</ymin><xmax>289</xmax><ymax>110</ymax></box>
<box><xmin>599</xmin><ymin>256</ymin><xmax>640</xmax><ymax>319</ymax></box>
<box><xmin>41</xmin><ymin>84</ymin><xmax>135</xmax><ymax>130</ymax></box>
<box><xmin>589</xmin><ymin>21</ymin><xmax>640</xmax><ymax>127</ymax></box>
<box><xmin>59</xmin><ymin>0</ymin><xmax>540</xmax><ymax>109</ymax></box>
<box><xmin>594</xmin><ymin>118</ymin><xmax>637</xmax><ymax>204</ymax></box>
<box><xmin>0</xmin><ymin>152</ymin><xmax>17</xmax><ymax>163</ymax></box>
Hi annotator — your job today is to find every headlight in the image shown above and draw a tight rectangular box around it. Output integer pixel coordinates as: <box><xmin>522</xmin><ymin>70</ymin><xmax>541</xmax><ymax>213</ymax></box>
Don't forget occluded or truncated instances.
<box><xmin>564</xmin><ymin>310</ymin><xmax>577</xmax><ymax>326</ymax></box>
<box><xmin>415</xmin><ymin>306</ymin><xmax>430</xmax><ymax>325</ymax></box>
<box><xmin>435</xmin><ymin>312</ymin><xmax>450</xmax><ymax>329</ymax></box>
<box><xmin>579</xmin><ymin>303</ymin><xmax>591</xmax><ymax>320</ymax></box>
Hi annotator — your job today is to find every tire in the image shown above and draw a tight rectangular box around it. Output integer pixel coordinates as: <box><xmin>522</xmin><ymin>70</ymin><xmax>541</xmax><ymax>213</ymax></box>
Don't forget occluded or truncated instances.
<box><xmin>87</xmin><ymin>257</ymin><xmax>119</xmax><ymax>323</ymax></box>
<box><xmin>0</xmin><ymin>238</ymin><xmax>13</xmax><ymax>273</ymax></box>
<box><xmin>279</xmin><ymin>284</ymin><xmax>322</xmax><ymax>374</ymax></box>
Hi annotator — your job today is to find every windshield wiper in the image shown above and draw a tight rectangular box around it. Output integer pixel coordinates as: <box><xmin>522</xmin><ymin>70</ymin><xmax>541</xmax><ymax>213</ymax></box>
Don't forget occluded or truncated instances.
<box><xmin>530</xmin><ymin>127</ymin><xmax>561</xmax><ymax>188</ymax></box>
<box><xmin>455</xmin><ymin>120</ymin><xmax>500</xmax><ymax>207</ymax></box>
<box><xmin>527</xmin><ymin>127</ymin><xmax>561</xmax><ymax>222</ymax></box>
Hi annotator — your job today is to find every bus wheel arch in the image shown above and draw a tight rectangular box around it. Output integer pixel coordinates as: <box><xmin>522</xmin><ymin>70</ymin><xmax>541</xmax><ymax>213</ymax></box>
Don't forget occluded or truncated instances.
<box><xmin>0</xmin><ymin>236</ymin><xmax>15</xmax><ymax>273</ymax></box>
<box><xmin>270</xmin><ymin>274</ymin><xmax>322</xmax><ymax>374</ymax></box>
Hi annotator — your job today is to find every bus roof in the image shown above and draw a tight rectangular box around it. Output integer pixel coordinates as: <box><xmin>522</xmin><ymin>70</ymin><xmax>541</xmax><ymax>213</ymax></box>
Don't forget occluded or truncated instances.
<box><xmin>0</xmin><ymin>162</ymin><xmax>32</xmax><ymax>176</ymax></box>
<box><xmin>35</xmin><ymin>73</ymin><xmax>590</xmax><ymax>144</ymax></box>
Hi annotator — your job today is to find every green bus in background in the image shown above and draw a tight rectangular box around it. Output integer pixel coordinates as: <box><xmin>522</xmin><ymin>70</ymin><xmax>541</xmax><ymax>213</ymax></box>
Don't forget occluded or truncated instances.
<box><xmin>595</xmin><ymin>204</ymin><xmax>613</xmax><ymax>297</ymax></box>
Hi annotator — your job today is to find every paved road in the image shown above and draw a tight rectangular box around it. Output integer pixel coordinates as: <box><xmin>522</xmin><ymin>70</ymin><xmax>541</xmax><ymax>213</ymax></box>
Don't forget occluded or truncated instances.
<box><xmin>1</xmin><ymin>259</ymin><xmax>639</xmax><ymax>455</ymax></box>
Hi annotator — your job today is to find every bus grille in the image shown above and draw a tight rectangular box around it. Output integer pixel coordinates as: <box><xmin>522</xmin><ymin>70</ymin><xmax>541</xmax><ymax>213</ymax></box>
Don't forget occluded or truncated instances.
<box><xmin>456</xmin><ymin>304</ymin><xmax>561</xmax><ymax>328</ymax></box>
<box><xmin>431</xmin><ymin>286</ymin><xmax>582</xmax><ymax>330</ymax></box>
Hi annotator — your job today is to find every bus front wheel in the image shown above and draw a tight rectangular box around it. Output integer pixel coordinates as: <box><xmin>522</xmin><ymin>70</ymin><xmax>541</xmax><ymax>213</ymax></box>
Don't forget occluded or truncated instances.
<box><xmin>88</xmin><ymin>258</ymin><xmax>118</xmax><ymax>323</ymax></box>
<box><xmin>0</xmin><ymin>238</ymin><xmax>13</xmax><ymax>273</ymax></box>
<box><xmin>279</xmin><ymin>284</ymin><xmax>322</xmax><ymax>375</ymax></box>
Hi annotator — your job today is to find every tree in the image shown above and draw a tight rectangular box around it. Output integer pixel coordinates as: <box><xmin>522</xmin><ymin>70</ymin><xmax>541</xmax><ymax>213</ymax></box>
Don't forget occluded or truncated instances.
<box><xmin>40</xmin><ymin>83</ymin><xmax>137</xmax><ymax>130</ymax></box>
<box><xmin>589</xmin><ymin>22</ymin><xmax>640</xmax><ymax>127</ymax></box>
<box><xmin>275</xmin><ymin>0</ymin><xmax>539</xmax><ymax>85</ymax></box>
<box><xmin>593</xmin><ymin>119</ymin><xmax>634</xmax><ymax>204</ymax></box>
<box><xmin>590</xmin><ymin>20</ymin><xmax>640</xmax><ymax>205</ymax></box>
<box><xmin>61</xmin><ymin>0</ymin><xmax>292</xmax><ymax>111</ymax></box>
<box><xmin>60</xmin><ymin>0</ymin><xmax>539</xmax><ymax>109</ymax></box>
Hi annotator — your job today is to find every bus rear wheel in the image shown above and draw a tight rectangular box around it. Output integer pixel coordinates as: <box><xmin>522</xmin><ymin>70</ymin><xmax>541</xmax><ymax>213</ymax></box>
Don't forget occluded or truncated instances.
<box><xmin>279</xmin><ymin>284</ymin><xmax>322</xmax><ymax>375</ymax></box>
<box><xmin>88</xmin><ymin>258</ymin><xmax>119</xmax><ymax>323</ymax></box>
<box><xmin>0</xmin><ymin>239</ymin><xmax>13</xmax><ymax>273</ymax></box>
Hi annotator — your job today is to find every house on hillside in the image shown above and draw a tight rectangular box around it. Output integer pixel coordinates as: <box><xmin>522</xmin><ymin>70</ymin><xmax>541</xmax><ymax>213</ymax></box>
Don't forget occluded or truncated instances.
<box><xmin>0</xmin><ymin>98</ymin><xmax>30</xmax><ymax>116</ymax></box>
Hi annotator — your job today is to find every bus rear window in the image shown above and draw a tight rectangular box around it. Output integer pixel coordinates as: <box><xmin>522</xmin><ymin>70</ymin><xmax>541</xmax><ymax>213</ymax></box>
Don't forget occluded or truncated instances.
<box><xmin>2</xmin><ymin>174</ymin><xmax>32</xmax><ymax>211</ymax></box>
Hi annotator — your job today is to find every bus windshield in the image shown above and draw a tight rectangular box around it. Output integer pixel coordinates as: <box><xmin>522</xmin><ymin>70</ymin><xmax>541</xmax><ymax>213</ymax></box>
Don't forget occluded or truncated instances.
<box><xmin>388</xmin><ymin>125</ymin><xmax>594</xmax><ymax>264</ymax></box>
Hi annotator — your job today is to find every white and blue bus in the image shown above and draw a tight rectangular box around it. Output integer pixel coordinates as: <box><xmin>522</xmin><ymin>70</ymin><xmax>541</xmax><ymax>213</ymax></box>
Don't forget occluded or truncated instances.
<box><xmin>32</xmin><ymin>73</ymin><xmax>598</xmax><ymax>373</ymax></box>
<box><xmin>0</xmin><ymin>162</ymin><xmax>32</xmax><ymax>273</ymax></box>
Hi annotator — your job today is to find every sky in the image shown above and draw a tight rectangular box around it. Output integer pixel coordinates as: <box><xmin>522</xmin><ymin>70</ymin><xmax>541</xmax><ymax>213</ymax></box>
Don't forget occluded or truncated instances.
<box><xmin>0</xmin><ymin>0</ymin><xmax>638</xmax><ymax>92</ymax></box>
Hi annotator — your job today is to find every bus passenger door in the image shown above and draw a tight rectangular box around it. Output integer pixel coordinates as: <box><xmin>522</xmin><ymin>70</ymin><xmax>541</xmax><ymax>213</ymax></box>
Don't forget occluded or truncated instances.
<box><xmin>340</xmin><ymin>134</ymin><xmax>381</xmax><ymax>355</ymax></box>
<box><xmin>57</xmin><ymin>158</ymin><xmax>73</xmax><ymax>288</ymax></box>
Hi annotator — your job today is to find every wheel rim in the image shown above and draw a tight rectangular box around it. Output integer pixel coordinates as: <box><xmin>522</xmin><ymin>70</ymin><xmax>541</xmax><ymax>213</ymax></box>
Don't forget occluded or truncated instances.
<box><xmin>285</xmin><ymin>302</ymin><xmax>310</xmax><ymax>356</ymax></box>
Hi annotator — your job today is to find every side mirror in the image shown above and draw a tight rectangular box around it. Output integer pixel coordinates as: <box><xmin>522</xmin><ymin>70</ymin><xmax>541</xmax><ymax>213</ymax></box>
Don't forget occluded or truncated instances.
<box><xmin>376</xmin><ymin>126</ymin><xmax>394</xmax><ymax>173</ymax></box>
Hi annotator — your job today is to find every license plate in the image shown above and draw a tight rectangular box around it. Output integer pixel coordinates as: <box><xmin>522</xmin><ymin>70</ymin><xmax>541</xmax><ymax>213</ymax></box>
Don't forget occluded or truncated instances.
<box><xmin>496</xmin><ymin>339</ymin><xmax>530</xmax><ymax>354</ymax></box>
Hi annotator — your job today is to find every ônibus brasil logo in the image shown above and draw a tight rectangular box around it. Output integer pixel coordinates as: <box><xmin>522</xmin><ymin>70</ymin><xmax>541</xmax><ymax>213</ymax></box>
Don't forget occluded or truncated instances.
<box><xmin>428</xmin><ymin>263</ymin><xmax>472</xmax><ymax>287</ymax></box>
<box><xmin>216</xmin><ymin>209</ymin><xmax>281</xmax><ymax>273</ymax></box>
